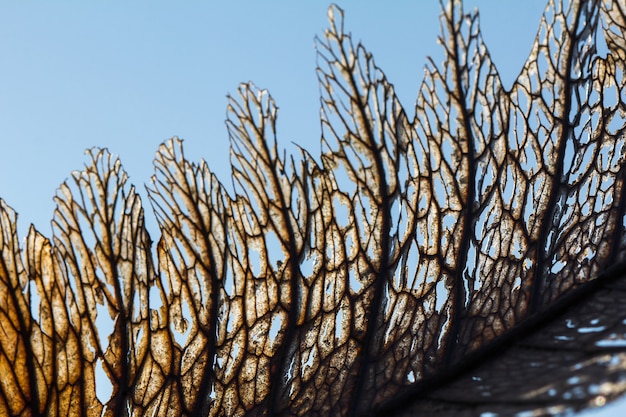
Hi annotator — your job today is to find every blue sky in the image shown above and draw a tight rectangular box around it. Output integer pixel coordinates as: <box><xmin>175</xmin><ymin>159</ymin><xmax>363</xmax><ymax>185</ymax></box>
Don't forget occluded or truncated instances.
<box><xmin>0</xmin><ymin>1</ymin><xmax>545</xmax><ymax>237</ymax></box>
<box><xmin>0</xmin><ymin>1</ymin><xmax>623</xmax><ymax>415</ymax></box>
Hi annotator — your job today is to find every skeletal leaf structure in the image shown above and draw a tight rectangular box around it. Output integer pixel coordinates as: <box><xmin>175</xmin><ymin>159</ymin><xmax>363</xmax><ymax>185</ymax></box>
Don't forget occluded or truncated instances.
<box><xmin>2</xmin><ymin>1</ymin><xmax>626</xmax><ymax>416</ymax></box>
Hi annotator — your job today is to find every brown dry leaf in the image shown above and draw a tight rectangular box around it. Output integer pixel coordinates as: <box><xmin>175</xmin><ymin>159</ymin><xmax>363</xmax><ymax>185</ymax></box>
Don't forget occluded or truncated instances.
<box><xmin>1</xmin><ymin>1</ymin><xmax>626</xmax><ymax>416</ymax></box>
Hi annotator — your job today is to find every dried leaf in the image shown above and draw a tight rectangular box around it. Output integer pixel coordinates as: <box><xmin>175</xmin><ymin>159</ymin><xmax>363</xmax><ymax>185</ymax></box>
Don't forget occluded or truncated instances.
<box><xmin>1</xmin><ymin>1</ymin><xmax>626</xmax><ymax>416</ymax></box>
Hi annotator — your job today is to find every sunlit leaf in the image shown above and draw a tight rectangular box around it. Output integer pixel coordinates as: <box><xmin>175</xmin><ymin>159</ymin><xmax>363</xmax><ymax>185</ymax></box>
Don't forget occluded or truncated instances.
<box><xmin>1</xmin><ymin>1</ymin><xmax>626</xmax><ymax>416</ymax></box>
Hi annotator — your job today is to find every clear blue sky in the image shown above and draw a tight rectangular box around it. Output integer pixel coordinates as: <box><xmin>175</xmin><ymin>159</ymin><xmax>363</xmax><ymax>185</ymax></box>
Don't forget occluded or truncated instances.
<box><xmin>0</xmin><ymin>1</ymin><xmax>546</xmax><ymax>237</ymax></box>
<box><xmin>0</xmin><ymin>1</ymin><xmax>623</xmax><ymax>415</ymax></box>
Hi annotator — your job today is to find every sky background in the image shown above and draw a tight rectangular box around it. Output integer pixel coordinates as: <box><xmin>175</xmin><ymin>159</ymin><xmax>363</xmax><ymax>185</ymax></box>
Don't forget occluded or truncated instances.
<box><xmin>0</xmin><ymin>0</ymin><xmax>547</xmax><ymax>238</ymax></box>
<box><xmin>0</xmin><ymin>1</ymin><xmax>624</xmax><ymax>415</ymax></box>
